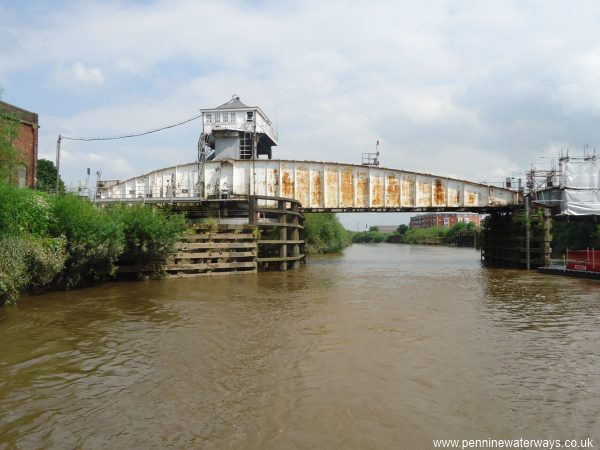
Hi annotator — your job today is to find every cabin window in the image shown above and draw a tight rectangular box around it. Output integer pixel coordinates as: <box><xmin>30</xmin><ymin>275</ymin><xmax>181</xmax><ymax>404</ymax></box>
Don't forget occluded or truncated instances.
<box><xmin>464</xmin><ymin>217</ymin><xmax>470</xmax><ymax>224</ymax></box>
<box><xmin>230</xmin><ymin>112</ymin><xmax>236</xmax><ymax>122</ymax></box>
<box><xmin>223</xmin><ymin>112</ymin><xmax>229</xmax><ymax>122</ymax></box>
<box><xmin>247</xmin><ymin>111</ymin><xmax>254</xmax><ymax>122</ymax></box>
<box><xmin>205</xmin><ymin>113</ymin><xmax>212</xmax><ymax>122</ymax></box>
<box><xmin>443</xmin><ymin>217</ymin><xmax>449</xmax><ymax>227</ymax></box>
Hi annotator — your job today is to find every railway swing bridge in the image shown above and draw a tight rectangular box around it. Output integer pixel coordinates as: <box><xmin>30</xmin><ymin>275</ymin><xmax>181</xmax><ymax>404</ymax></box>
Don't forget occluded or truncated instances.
<box><xmin>93</xmin><ymin>96</ymin><xmax>548</xmax><ymax>275</ymax></box>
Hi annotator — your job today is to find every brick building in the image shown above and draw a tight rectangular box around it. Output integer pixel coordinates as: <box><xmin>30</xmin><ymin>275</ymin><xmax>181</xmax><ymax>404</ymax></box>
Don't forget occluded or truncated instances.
<box><xmin>409</xmin><ymin>212</ymin><xmax>480</xmax><ymax>229</ymax></box>
<box><xmin>0</xmin><ymin>100</ymin><xmax>39</xmax><ymax>187</ymax></box>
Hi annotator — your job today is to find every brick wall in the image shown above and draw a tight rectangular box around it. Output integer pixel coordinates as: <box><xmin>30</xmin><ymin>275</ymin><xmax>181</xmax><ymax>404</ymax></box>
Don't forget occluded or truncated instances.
<box><xmin>0</xmin><ymin>101</ymin><xmax>39</xmax><ymax>187</ymax></box>
<box><xmin>409</xmin><ymin>213</ymin><xmax>481</xmax><ymax>229</ymax></box>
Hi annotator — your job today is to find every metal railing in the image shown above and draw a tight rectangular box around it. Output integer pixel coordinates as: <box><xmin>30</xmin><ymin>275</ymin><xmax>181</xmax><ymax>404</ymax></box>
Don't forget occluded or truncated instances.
<box><xmin>551</xmin><ymin>249</ymin><xmax>600</xmax><ymax>272</ymax></box>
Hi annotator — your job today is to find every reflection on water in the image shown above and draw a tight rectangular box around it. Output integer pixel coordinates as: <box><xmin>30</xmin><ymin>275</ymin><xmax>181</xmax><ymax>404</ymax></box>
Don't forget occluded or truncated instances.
<box><xmin>1</xmin><ymin>244</ymin><xmax>599</xmax><ymax>449</ymax></box>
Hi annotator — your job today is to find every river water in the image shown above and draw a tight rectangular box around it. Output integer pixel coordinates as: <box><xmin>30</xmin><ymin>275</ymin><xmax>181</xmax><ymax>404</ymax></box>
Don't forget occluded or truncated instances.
<box><xmin>1</xmin><ymin>244</ymin><xmax>599</xmax><ymax>449</ymax></box>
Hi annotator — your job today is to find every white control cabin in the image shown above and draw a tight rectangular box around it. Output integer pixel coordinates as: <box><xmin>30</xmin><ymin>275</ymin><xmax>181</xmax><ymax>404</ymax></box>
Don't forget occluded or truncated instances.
<box><xmin>200</xmin><ymin>95</ymin><xmax>278</xmax><ymax>161</ymax></box>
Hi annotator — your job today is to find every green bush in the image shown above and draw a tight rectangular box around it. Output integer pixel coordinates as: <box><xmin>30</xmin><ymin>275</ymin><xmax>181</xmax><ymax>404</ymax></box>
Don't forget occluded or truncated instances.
<box><xmin>444</xmin><ymin>221</ymin><xmax>476</xmax><ymax>244</ymax></box>
<box><xmin>0</xmin><ymin>184</ymin><xmax>66</xmax><ymax>303</ymax></box>
<box><xmin>0</xmin><ymin>234</ymin><xmax>66</xmax><ymax>304</ymax></box>
<box><xmin>303</xmin><ymin>213</ymin><xmax>351</xmax><ymax>254</ymax></box>
<box><xmin>0</xmin><ymin>182</ymin><xmax>189</xmax><ymax>303</ymax></box>
<box><xmin>110</xmin><ymin>205</ymin><xmax>185</xmax><ymax>268</ymax></box>
<box><xmin>26</xmin><ymin>236</ymin><xmax>67</xmax><ymax>290</ymax></box>
<box><xmin>404</xmin><ymin>226</ymin><xmax>449</xmax><ymax>245</ymax></box>
<box><xmin>49</xmin><ymin>194</ymin><xmax>124</xmax><ymax>289</ymax></box>
<box><xmin>352</xmin><ymin>230</ymin><xmax>388</xmax><ymax>243</ymax></box>
<box><xmin>552</xmin><ymin>220</ymin><xmax>600</xmax><ymax>255</ymax></box>
<box><xmin>0</xmin><ymin>236</ymin><xmax>29</xmax><ymax>305</ymax></box>
<box><xmin>201</xmin><ymin>216</ymin><xmax>219</xmax><ymax>232</ymax></box>
<box><xmin>0</xmin><ymin>183</ymin><xmax>53</xmax><ymax>237</ymax></box>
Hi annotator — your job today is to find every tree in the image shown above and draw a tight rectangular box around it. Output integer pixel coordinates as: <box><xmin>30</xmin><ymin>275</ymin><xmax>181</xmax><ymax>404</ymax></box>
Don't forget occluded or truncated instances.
<box><xmin>0</xmin><ymin>112</ymin><xmax>22</xmax><ymax>185</ymax></box>
<box><xmin>368</xmin><ymin>225</ymin><xmax>379</xmax><ymax>232</ymax></box>
<box><xmin>37</xmin><ymin>159</ymin><xmax>65</xmax><ymax>193</ymax></box>
<box><xmin>396</xmin><ymin>224</ymin><xmax>408</xmax><ymax>235</ymax></box>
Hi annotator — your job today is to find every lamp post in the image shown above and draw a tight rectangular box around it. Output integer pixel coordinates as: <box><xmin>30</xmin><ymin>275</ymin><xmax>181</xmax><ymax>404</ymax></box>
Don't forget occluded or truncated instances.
<box><xmin>55</xmin><ymin>134</ymin><xmax>61</xmax><ymax>193</ymax></box>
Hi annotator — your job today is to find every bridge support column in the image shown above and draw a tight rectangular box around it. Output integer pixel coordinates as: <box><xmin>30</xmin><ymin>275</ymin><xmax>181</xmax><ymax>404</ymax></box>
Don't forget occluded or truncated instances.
<box><xmin>279</xmin><ymin>199</ymin><xmax>288</xmax><ymax>271</ymax></box>
<box><xmin>481</xmin><ymin>205</ymin><xmax>552</xmax><ymax>269</ymax></box>
<box><xmin>291</xmin><ymin>202</ymin><xmax>301</xmax><ymax>270</ymax></box>
<box><xmin>256</xmin><ymin>196</ymin><xmax>306</xmax><ymax>271</ymax></box>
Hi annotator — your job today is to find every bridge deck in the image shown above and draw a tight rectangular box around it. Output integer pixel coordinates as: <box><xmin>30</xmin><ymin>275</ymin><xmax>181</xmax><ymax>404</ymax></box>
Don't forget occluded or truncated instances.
<box><xmin>95</xmin><ymin>159</ymin><xmax>521</xmax><ymax>211</ymax></box>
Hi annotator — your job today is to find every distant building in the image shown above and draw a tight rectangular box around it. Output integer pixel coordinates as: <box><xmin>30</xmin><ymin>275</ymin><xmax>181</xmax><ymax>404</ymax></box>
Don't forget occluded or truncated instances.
<box><xmin>0</xmin><ymin>100</ymin><xmax>39</xmax><ymax>187</ymax></box>
<box><xmin>371</xmin><ymin>225</ymin><xmax>399</xmax><ymax>233</ymax></box>
<box><xmin>409</xmin><ymin>212</ymin><xmax>480</xmax><ymax>229</ymax></box>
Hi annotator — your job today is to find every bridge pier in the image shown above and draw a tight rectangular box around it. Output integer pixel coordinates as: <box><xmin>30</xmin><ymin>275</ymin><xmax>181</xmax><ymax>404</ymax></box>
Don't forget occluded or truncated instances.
<box><xmin>251</xmin><ymin>196</ymin><xmax>306</xmax><ymax>271</ymax></box>
<box><xmin>120</xmin><ymin>196</ymin><xmax>306</xmax><ymax>277</ymax></box>
<box><xmin>481</xmin><ymin>204</ymin><xmax>551</xmax><ymax>269</ymax></box>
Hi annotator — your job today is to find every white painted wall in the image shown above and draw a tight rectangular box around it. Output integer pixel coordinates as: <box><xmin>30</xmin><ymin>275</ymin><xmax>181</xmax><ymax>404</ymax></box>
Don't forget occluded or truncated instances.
<box><xmin>97</xmin><ymin>159</ymin><xmax>520</xmax><ymax>209</ymax></box>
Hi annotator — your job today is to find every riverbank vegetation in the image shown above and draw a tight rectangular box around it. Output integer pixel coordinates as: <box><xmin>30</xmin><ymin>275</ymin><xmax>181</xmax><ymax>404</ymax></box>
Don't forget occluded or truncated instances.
<box><xmin>404</xmin><ymin>222</ymin><xmax>477</xmax><ymax>245</ymax></box>
<box><xmin>351</xmin><ymin>226</ymin><xmax>390</xmax><ymax>243</ymax></box>
<box><xmin>350</xmin><ymin>222</ymin><xmax>477</xmax><ymax>245</ymax></box>
<box><xmin>0</xmin><ymin>183</ymin><xmax>184</xmax><ymax>305</ymax></box>
<box><xmin>551</xmin><ymin>220</ymin><xmax>600</xmax><ymax>256</ymax></box>
<box><xmin>302</xmin><ymin>213</ymin><xmax>351</xmax><ymax>254</ymax></box>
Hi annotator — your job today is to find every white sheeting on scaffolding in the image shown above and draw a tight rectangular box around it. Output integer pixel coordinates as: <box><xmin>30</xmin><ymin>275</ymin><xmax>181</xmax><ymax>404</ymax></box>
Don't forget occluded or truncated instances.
<box><xmin>561</xmin><ymin>157</ymin><xmax>600</xmax><ymax>215</ymax></box>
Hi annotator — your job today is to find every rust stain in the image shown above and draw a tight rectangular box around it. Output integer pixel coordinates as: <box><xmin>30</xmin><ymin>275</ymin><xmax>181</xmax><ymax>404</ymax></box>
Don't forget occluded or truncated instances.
<box><xmin>268</xmin><ymin>168</ymin><xmax>279</xmax><ymax>195</ymax></box>
<box><xmin>340</xmin><ymin>168</ymin><xmax>354</xmax><ymax>207</ymax></box>
<box><xmin>296</xmin><ymin>167</ymin><xmax>309</xmax><ymax>207</ymax></box>
<box><xmin>386</xmin><ymin>174</ymin><xmax>400</xmax><ymax>207</ymax></box>
<box><xmin>371</xmin><ymin>176</ymin><xmax>384</xmax><ymax>207</ymax></box>
<box><xmin>282</xmin><ymin>170</ymin><xmax>294</xmax><ymax>198</ymax></box>
<box><xmin>433</xmin><ymin>178</ymin><xmax>445</xmax><ymax>206</ymax></box>
<box><xmin>325</xmin><ymin>169</ymin><xmax>338</xmax><ymax>207</ymax></box>
<box><xmin>466</xmin><ymin>192</ymin><xmax>477</xmax><ymax>206</ymax></box>
<box><xmin>311</xmin><ymin>170</ymin><xmax>323</xmax><ymax>207</ymax></box>
<box><xmin>326</xmin><ymin>170</ymin><xmax>338</xmax><ymax>186</ymax></box>
<box><xmin>417</xmin><ymin>182</ymin><xmax>432</xmax><ymax>207</ymax></box>
<box><xmin>448</xmin><ymin>188</ymin><xmax>460</xmax><ymax>206</ymax></box>
<box><xmin>356</xmin><ymin>171</ymin><xmax>369</xmax><ymax>207</ymax></box>
<box><xmin>401</xmin><ymin>177</ymin><xmax>415</xmax><ymax>207</ymax></box>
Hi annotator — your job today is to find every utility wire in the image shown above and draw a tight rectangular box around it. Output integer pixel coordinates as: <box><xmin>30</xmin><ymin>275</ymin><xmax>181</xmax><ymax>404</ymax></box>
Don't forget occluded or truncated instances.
<box><xmin>60</xmin><ymin>113</ymin><xmax>202</xmax><ymax>141</ymax></box>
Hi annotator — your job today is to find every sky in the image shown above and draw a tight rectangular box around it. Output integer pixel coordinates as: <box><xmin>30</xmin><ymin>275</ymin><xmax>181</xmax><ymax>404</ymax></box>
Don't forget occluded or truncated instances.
<box><xmin>2</xmin><ymin>0</ymin><xmax>600</xmax><ymax>228</ymax></box>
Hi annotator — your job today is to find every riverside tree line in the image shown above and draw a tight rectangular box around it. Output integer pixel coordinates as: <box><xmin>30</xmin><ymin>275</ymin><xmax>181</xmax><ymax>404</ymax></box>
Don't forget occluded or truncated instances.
<box><xmin>0</xmin><ymin>184</ymin><xmax>185</xmax><ymax>305</ymax></box>
<box><xmin>1</xmin><ymin>112</ymin><xmax>185</xmax><ymax>305</ymax></box>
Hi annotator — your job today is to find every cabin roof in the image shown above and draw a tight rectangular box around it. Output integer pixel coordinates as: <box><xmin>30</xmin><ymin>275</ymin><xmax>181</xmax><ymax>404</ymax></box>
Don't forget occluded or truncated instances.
<box><xmin>214</xmin><ymin>96</ymin><xmax>250</xmax><ymax>110</ymax></box>
<box><xmin>201</xmin><ymin>95</ymin><xmax>272</xmax><ymax>124</ymax></box>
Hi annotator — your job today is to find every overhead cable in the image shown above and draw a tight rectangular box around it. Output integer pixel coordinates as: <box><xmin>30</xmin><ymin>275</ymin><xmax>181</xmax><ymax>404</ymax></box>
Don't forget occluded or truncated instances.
<box><xmin>60</xmin><ymin>113</ymin><xmax>202</xmax><ymax>141</ymax></box>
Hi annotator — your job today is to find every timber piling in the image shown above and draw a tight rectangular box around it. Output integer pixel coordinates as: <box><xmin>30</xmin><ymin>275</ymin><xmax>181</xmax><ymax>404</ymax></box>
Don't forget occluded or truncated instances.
<box><xmin>481</xmin><ymin>204</ymin><xmax>552</xmax><ymax>269</ymax></box>
<box><xmin>165</xmin><ymin>224</ymin><xmax>258</xmax><ymax>277</ymax></box>
<box><xmin>117</xmin><ymin>196</ymin><xmax>306</xmax><ymax>278</ymax></box>
<box><xmin>251</xmin><ymin>196</ymin><xmax>306</xmax><ymax>271</ymax></box>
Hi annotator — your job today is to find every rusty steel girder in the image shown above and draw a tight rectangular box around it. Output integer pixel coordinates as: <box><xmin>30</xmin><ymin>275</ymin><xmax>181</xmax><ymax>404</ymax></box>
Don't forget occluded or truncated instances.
<box><xmin>95</xmin><ymin>159</ymin><xmax>521</xmax><ymax>211</ymax></box>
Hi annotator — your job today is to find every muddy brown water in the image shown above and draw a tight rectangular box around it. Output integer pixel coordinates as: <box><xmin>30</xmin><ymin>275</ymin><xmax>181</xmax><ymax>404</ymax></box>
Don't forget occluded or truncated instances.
<box><xmin>1</xmin><ymin>244</ymin><xmax>599</xmax><ymax>449</ymax></box>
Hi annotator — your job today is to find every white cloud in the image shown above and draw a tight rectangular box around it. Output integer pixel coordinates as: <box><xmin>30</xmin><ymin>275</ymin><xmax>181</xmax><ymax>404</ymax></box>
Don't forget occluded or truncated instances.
<box><xmin>4</xmin><ymin>0</ymin><xmax>600</xmax><ymax>189</ymax></box>
<box><xmin>52</xmin><ymin>62</ymin><xmax>104</xmax><ymax>87</ymax></box>
<box><xmin>71</xmin><ymin>62</ymin><xmax>104</xmax><ymax>84</ymax></box>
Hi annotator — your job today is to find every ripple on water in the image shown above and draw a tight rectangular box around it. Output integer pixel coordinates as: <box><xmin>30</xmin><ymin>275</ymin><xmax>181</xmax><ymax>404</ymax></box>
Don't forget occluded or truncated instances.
<box><xmin>1</xmin><ymin>245</ymin><xmax>599</xmax><ymax>448</ymax></box>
